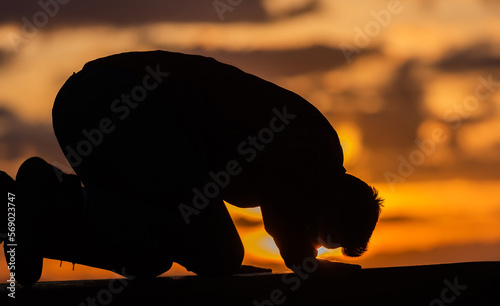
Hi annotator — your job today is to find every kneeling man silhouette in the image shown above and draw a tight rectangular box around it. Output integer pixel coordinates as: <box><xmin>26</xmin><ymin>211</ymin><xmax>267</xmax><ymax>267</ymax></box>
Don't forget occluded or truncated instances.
<box><xmin>1</xmin><ymin>51</ymin><xmax>383</xmax><ymax>287</ymax></box>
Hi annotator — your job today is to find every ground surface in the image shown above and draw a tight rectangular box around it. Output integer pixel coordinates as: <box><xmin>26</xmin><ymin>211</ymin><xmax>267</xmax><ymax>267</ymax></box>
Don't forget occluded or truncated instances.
<box><xmin>1</xmin><ymin>261</ymin><xmax>499</xmax><ymax>305</ymax></box>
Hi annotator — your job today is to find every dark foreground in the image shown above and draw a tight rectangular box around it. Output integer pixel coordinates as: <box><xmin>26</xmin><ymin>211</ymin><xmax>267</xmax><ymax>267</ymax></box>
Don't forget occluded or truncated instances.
<box><xmin>1</xmin><ymin>261</ymin><xmax>499</xmax><ymax>306</ymax></box>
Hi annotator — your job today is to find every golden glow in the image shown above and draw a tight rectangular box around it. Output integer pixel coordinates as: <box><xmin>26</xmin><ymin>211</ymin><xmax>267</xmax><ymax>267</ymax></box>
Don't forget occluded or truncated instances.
<box><xmin>416</xmin><ymin>120</ymin><xmax>455</xmax><ymax>167</ymax></box>
<box><xmin>423</xmin><ymin>74</ymin><xmax>478</xmax><ymax>119</ymax></box>
<box><xmin>225</xmin><ymin>203</ymin><xmax>283</xmax><ymax>261</ymax></box>
<box><xmin>336</xmin><ymin>123</ymin><xmax>362</xmax><ymax>166</ymax></box>
<box><xmin>373</xmin><ymin>180</ymin><xmax>500</xmax><ymax>253</ymax></box>
<box><xmin>457</xmin><ymin>119</ymin><xmax>500</xmax><ymax>159</ymax></box>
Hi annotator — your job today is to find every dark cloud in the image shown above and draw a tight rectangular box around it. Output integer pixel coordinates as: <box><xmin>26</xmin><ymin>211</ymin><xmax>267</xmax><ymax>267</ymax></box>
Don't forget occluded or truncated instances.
<box><xmin>0</xmin><ymin>106</ymin><xmax>64</xmax><ymax>163</ymax></box>
<box><xmin>435</xmin><ymin>42</ymin><xmax>500</xmax><ymax>72</ymax></box>
<box><xmin>0</xmin><ymin>0</ymin><xmax>269</xmax><ymax>27</ymax></box>
<box><xmin>318</xmin><ymin>55</ymin><xmax>500</xmax><ymax>182</ymax></box>
<box><xmin>187</xmin><ymin>45</ymin><xmax>370</xmax><ymax>78</ymax></box>
<box><xmin>0</xmin><ymin>49</ymin><xmax>8</xmax><ymax>67</ymax></box>
<box><xmin>335</xmin><ymin>59</ymin><xmax>428</xmax><ymax>181</ymax></box>
<box><xmin>379</xmin><ymin>215</ymin><xmax>426</xmax><ymax>223</ymax></box>
<box><xmin>271</xmin><ymin>0</ymin><xmax>321</xmax><ymax>19</ymax></box>
<box><xmin>362</xmin><ymin>60</ymin><xmax>426</xmax><ymax>151</ymax></box>
<box><xmin>356</xmin><ymin>241</ymin><xmax>500</xmax><ymax>268</ymax></box>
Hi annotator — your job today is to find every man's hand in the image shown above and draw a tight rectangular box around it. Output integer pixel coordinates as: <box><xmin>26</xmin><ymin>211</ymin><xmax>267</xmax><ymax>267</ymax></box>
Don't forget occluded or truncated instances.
<box><xmin>236</xmin><ymin>265</ymin><xmax>273</xmax><ymax>274</ymax></box>
<box><xmin>314</xmin><ymin>258</ymin><xmax>361</xmax><ymax>277</ymax></box>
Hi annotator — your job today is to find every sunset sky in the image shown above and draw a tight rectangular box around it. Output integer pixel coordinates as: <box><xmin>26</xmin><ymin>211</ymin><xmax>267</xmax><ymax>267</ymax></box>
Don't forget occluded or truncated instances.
<box><xmin>1</xmin><ymin>0</ymin><xmax>500</xmax><ymax>282</ymax></box>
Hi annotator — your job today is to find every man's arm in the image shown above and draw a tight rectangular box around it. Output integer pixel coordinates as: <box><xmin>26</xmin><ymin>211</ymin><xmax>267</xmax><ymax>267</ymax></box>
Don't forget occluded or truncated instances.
<box><xmin>259</xmin><ymin>156</ymin><xmax>320</xmax><ymax>269</ymax></box>
<box><xmin>261</xmin><ymin>203</ymin><xmax>318</xmax><ymax>269</ymax></box>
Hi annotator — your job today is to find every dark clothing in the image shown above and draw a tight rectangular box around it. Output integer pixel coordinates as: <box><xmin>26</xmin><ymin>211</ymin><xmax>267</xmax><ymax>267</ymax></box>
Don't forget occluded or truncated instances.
<box><xmin>52</xmin><ymin>50</ymin><xmax>345</xmax><ymax>271</ymax></box>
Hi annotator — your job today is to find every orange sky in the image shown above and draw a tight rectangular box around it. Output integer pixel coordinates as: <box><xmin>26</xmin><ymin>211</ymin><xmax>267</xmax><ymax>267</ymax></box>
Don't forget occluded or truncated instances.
<box><xmin>1</xmin><ymin>0</ymin><xmax>499</xmax><ymax>282</ymax></box>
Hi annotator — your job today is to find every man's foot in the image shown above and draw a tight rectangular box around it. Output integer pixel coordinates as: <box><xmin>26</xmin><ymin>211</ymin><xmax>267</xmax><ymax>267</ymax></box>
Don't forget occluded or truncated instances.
<box><xmin>14</xmin><ymin>157</ymin><xmax>59</xmax><ymax>287</ymax></box>
<box><xmin>14</xmin><ymin>156</ymin><xmax>90</xmax><ymax>287</ymax></box>
<box><xmin>0</xmin><ymin>171</ymin><xmax>39</xmax><ymax>286</ymax></box>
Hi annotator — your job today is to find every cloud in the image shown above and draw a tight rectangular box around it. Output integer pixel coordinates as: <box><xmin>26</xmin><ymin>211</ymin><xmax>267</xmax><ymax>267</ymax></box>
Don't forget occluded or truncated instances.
<box><xmin>189</xmin><ymin>45</ymin><xmax>362</xmax><ymax>78</ymax></box>
<box><xmin>355</xmin><ymin>241</ymin><xmax>500</xmax><ymax>268</ymax></box>
<box><xmin>0</xmin><ymin>48</ymin><xmax>10</xmax><ymax>67</ymax></box>
<box><xmin>0</xmin><ymin>106</ymin><xmax>64</xmax><ymax>163</ymax></box>
<box><xmin>379</xmin><ymin>215</ymin><xmax>427</xmax><ymax>223</ymax></box>
<box><xmin>262</xmin><ymin>0</ymin><xmax>321</xmax><ymax>19</ymax></box>
<box><xmin>434</xmin><ymin>42</ymin><xmax>500</xmax><ymax>72</ymax></box>
<box><xmin>0</xmin><ymin>0</ymin><xmax>270</xmax><ymax>27</ymax></box>
<box><xmin>362</xmin><ymin>60</ymin><xmax>427</xmax><ymax>150</ymax></box>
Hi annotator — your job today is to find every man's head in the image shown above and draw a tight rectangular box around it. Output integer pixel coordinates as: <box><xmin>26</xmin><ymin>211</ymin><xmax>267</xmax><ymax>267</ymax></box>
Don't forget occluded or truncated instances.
<box><xmin>317</xmin><ymin>173</ymin><xmax>383</xmax><ymax>257</ymax></box>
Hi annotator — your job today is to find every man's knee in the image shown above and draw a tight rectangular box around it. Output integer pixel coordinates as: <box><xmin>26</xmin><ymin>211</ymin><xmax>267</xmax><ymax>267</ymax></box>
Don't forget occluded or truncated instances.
<box><xmin>178</xmin><ymin>233</ymin><xmax>244</xmax><ymax>277</ymax></box>
<box><xmin>220</xmin><ymin>238</ymin><xmax>245</xmax><ymax>275</ymax></box>
<box><xmin>196</xmin><ymin>241</ymin><xmax>244</xmax><ymax>277</ymax></box>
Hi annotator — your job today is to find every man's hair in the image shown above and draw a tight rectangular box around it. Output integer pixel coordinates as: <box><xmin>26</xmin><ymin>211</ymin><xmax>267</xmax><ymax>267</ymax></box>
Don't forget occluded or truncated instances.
<box><xmin>323</xmin><ymin>173</ymin><xmax>383</xmax><ymax>257</ymax></box>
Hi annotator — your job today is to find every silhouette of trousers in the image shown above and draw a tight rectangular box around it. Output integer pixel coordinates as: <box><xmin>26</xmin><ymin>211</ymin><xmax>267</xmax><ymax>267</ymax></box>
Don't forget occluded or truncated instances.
<box><xmin>52</xmin><ymin>61</ymin><xmax>244</xmax><ymax>277</ymax></box>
